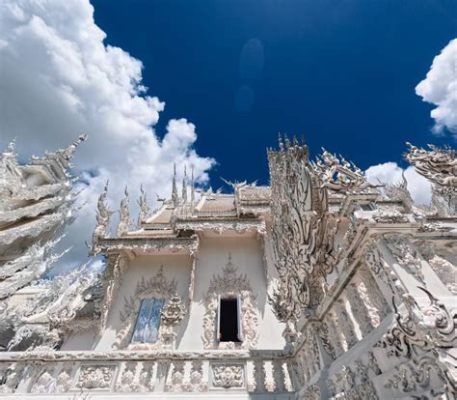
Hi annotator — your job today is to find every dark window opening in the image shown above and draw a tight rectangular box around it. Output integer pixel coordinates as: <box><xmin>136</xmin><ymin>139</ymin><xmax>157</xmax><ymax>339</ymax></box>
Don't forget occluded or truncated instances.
<box><xmin>219</xmin><ymin>298</ymin><xmax>241</xmax><ymax>342</ymax></box>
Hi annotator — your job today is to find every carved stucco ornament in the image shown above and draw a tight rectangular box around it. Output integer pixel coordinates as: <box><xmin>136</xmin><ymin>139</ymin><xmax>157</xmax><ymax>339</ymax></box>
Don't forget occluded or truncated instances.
<box><xmin>211</xmin><ymin>364</ymin><xmax>244</xmax><ymax>388</ymax></box>
<box><xmin>405</xmin><ymin>142</ymin><xmax>457</xmax><ymax>213</ymax></box>
<box><xmin>202</xmin><ymin>254</ymin><xmax>259</xmax><ymax>349</ymax></box>
<box><xmin>378</xmin><ymin>287</ymin><xmax>457</xmax><ymax>397</ymax></box>
<box><xmin>268</xmin><ymin>139</ymin><xmax>339</xmax><ymax>322</ymax></box>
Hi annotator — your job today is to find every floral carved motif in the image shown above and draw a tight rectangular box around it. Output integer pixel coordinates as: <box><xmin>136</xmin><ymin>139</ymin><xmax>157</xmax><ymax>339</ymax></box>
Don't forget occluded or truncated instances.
<box><xmin>77</xmin><ymin>365</ymin><xmax>115</xmax><ymax>390</ymax></box>
<box><xmin>211</xmin><ymin>364</ymin><xmax>244</xmax><ymax>388</ymax></box>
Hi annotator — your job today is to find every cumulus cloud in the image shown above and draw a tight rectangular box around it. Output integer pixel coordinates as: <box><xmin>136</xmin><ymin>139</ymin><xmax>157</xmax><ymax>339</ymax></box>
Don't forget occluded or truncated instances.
<box><xmin>416</xmin><ymin>38</ymin><xmax>457</xmax><ymax>134</ymax></box>
<box><xmin>0</xmin><ymin>0</ymin><xmax>214</xmax><ymax>273</ymax></box>
<box><xmin>365</xmin><ymin>162</ymin><xmax>432</xmax><ymax>205</ymax></box>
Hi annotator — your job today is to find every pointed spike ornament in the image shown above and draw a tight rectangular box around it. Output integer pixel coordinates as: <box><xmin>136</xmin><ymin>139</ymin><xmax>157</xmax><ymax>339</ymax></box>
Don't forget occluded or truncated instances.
<box><xmin>172</xmin><ymin>163</ymin><xmax>178</xmax><ymax>207</ymax></box>
<box><xmin>92</xmin><ymin>180</ymin><xmax>112</xmax><ymax>249</ymax></box>
<box><xmin>138</xmin><ymin>184</ymin><xmax>150</xmax><ymax>224</ymax></box>
<box><xmin>61</xmin><ymin>134</ymin><xmax>88</xmax><ymax>162</ymax></box>
<box><xmin>182</xmin><ymin>165</ymin><xmax>188</xmax><ymax>203</ymax></box>
<box><xmin>117</xmin><ymin>186</ymin><xmax>130</xmax><ymax>236</ymax></box>
<box><xmin>191</xmin><ymin>165</ymin><xmax>195</xmax><ymax>207</ymax></box>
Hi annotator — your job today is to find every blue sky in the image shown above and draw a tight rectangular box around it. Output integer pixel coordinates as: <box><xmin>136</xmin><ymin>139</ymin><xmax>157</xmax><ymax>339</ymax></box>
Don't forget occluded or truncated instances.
<box><xmin>92</xmin><ymin>0</ymin><xmax>457</xmax><ymax>186</ymax></box>
<box><xmin>2</xmin><ymin>0</ymin><xmax>456</xmax><ymax>269</ymax></box>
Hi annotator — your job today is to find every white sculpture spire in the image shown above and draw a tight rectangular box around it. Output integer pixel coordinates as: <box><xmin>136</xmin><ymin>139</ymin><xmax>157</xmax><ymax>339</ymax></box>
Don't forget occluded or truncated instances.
<box><xmin>191</xmin><ymin>165</ymin><xmax>195</xmax><ymax>207</ymax></box>
<box><xmin>137</xmin><ymin>184</ymin><xmax>150</xmax><ymax>225</ymax></box>
<box><xmin>92</xmin><ymin>180</ymin><xmax>111</xmax><ymax>247</ymax></box>
<box><xmin>117</xmin><ymin>186</ymin><xmax>129</xmax><ymax>236</ymax></box>
<box><xmin>182</xmin><ymin>165</ymin><xmax>188</xmax><ymax>203</ymax></box>
<box><xmin>172</xmin><ymin>163</ymin><xmax>178</xmax><ymax>207</ymax></box>
<box><xmin>59</xmin><ymin>134</ymin><xmax>88</xmax><ymax>163</ymax></box>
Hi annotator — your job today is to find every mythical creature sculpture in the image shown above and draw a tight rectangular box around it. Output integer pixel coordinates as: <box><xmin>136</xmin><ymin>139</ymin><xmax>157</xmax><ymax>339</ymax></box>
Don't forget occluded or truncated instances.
<box><xmin>405</xmin><ymin>142</ymin><xmax>457</xmax><ymax>212</ymax></box>
<box><xmin>268</xmin><ymin>138</ymin><xmax>338</xmax><ymax>322</ymax></box>
<box><xmin>406</xmin><ymin>143</ymin><xmax>457</xmax><ymax>187</ymax></box>
<box><xmin>312</xmin><ymin>149</ymin><xmax>381</xmax><ymax>194</ymax></box>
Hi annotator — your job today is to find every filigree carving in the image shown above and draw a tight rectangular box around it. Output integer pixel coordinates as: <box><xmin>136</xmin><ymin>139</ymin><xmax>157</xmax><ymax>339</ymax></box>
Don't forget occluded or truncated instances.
<box><xmin>379</xmin><ymin>287</ymin><xmax>457</xmax><ymax>397</ymax></box>
<box><xmin>268</xmin><ymin>139</ymin><xmax>338</xmax><ymax>321</ymax></box>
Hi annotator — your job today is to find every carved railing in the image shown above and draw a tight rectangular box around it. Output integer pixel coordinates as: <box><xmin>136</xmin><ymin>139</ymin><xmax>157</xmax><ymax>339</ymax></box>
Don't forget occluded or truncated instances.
<box><xmin>291</xmin><ymin>237</ymin><xmax>457</xmax><ymax>400</ymax></box>
<box><xmin>0</xmin><ymin>350</ymin><xmax>295</xmax><ymax>396</ymax></box>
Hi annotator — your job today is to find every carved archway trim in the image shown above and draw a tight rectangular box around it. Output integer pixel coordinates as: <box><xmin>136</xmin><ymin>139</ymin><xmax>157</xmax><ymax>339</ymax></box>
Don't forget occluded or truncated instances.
<box><xmin>202</xmin><ymin>254</ymin><xmax>259</xmax><ymax>349</ymax></box>
<box><xmin>113</xmin><ymin>266</ymin><xmax>185</xmax><ymax>350</ymax></box>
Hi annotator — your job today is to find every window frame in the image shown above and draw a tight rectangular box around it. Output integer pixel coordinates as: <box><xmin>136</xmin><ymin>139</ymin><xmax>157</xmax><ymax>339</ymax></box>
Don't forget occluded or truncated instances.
<box><xmin>217</xmin><ymin>294</ymin><xmax>243</xmax><ymax>343</ymax></box>
<box><xmin>130</xmin><ymin>297</ymin><xmax>166</xmax><ymax>344</ymax></box>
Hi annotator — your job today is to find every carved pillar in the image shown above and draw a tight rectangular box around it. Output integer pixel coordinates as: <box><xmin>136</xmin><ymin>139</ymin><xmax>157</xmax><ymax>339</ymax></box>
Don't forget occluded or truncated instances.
<box><xmin>253</xmin><ymin>359</ymin><xmax>266</xmax><ymax>392</ymax></box>
<box><xmin>346</xmin><ymin>281</ymin><xmax>376</xmax><ymax>337</ymax></box>
<box><xmin>327</xmin><ymin>312</ymin><xmax>347</xmax><ymax>355</ymax></box>
<box><xmin>358</xmin><ymin>265</ymin><xmax>390</xmax><ymax>319</ymax></box>
<box><xmin>155</xmin><ymin>360</ymin><xmax>169</xmax><ymax>392</ymax></box>
<box><xmin>365</xmin><ymin>244</ymin><xmax>406</xmax><ymax>301</ymax></box>
<box><xmin>272</xmin><ymin>360</ymin><xmax>286</xmax><ymax>393</ymax></box>
<box><xmin>318</xmin><ymin>320</ymin><xmax>336</xmax><ymax>363</ymax></box>
<box><xmin>334</xmin><ymin>299</ymin><xmax>358</xmax><ymax>349</ymax></box>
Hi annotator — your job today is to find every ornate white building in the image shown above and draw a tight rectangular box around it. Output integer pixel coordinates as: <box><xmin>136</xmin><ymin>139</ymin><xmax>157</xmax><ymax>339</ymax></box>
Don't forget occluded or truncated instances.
<box><xmin>0</xmin><ymin>138</ymin><xmax>456</xmax><ymax>399</ymax></box>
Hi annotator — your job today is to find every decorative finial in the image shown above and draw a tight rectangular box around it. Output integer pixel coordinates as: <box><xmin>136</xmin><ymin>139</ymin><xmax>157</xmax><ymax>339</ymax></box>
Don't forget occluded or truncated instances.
<box><xmin>117</xmin><ymin>186</ymin><xmax>130</xmax><ymax>236</ymax></box>
<box><xmin>138</xmin><ymin>184</ymin><xmax>150</xmax><ymax>225</ymax></box>
<box><xmin>191</xmin><ymin>165</ymin><xmax>195</xmax><ymax>206</ymax></box>
<box><xmin>92</xmin><ymin>180</ymin><xmax>111</xmax><ymax>249</ymax></box>
<box><xmin>172</xmin><ymin>163</ymin><xmax>178</xmax><ymax>206</ymax></box>
<box><xmin>6</xmin><ymin>139</ymin><xmax>16</xmax><ymax>154</ymax></box>
<box><xmin>62</xmin><ymin>134</ymin><xmax>88</xmax><ymax>161</ymax></box>
<box><xmin>182</xmin><ymin>165</ymin><xmax>188</xmax><ymax>203</ymax></box>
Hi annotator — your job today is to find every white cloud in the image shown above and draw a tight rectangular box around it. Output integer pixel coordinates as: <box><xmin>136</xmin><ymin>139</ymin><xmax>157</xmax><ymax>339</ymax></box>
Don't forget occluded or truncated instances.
<box><xmin>0</xmin><ymin>0</ymin><xmax>214</xmax><ymax>273</ymax></box>
<box><xmin>365</xmin><ymin>162</ymin><xmax>432</xmax><ymax>205</ymax></box>
<box><xmin>416</xmin><ymin>38</ymin><xmax>457</xmax><ymax>134</ymax></box>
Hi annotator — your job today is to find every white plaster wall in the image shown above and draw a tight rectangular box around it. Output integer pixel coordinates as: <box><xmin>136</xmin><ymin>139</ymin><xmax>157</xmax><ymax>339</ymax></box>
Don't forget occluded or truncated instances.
<box><xmin>67</xmin><ymin>235</ymin><xmax>285</xmax><ymax>351</ymax></box>
<box><xmin>179</xmin><ymin>235</ymin><xmax>286</xmax><ymax>351</ymax></box>
<box><xmin>61</xmin><ymin>329</ymin><xmax>98</xmax><ymax>350</ymax></box>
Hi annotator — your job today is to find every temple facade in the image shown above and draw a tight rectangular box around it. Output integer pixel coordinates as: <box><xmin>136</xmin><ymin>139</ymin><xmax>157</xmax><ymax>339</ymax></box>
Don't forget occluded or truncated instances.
<box><xmin>0</xmin><ymin>139</ymin><xmax>456</xmax><ymax>399</ymax></box>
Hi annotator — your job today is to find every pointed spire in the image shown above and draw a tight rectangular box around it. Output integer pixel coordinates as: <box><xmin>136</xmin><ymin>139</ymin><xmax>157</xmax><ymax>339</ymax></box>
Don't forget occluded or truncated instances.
<box><xmin>172</xmin><ymin>163</ymin><xmax>178</xmax><ymax>206</ymax></box>
<box><xmin>182</xmin><ymin>165</ymin><xmax>188</xmax><ymax>203</ymax></box>
<box><xmin>138</xmin><ymin>184</ymin><xmax>150</xmax><ymax>225</ymax></box>
<box><xmin>278</xmin><ymin>132</ymin><xmax>284</xmax><ymax>151</ymax></box>
<box><xmin>2</xmin><ymin>139</ymin><xmax>17</xmax><ymax>162</ymax></box>
<box><xmin>6</xmin><ymin>139</ymin><xmax>16</xmax><ymax>155</ymax></box>
<box><xmin>191</xmin><ymin>165</ymin><xmax>195</xmax><ymax>206</ymax></box>
<box><xmin>61</xmin><ymin>134</ymin><xmax>88</xmax><ymax>161</ymax></box>
<box><xmin>117</xmin><ymin>186</ymin><xmax>130</xmax><ymax>236</ymax></box>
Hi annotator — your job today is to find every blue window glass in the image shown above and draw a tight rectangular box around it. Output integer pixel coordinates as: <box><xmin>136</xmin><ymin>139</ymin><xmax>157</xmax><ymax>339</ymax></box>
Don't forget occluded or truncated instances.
<box><xmin>131</xmin><ymin>298</ymin><xmax>165</xmax><ymax>343</ymax></box>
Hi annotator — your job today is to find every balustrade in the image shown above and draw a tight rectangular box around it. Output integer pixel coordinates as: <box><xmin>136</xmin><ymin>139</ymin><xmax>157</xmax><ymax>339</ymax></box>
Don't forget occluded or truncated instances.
<box><xmin>0</xmin><ymin>352</ymin><xmax>295</xmax><ymax>395</ymax></box>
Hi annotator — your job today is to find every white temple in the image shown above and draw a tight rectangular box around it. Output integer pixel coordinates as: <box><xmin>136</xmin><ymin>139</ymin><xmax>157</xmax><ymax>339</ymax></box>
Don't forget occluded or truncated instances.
<box><xmin>0</xmin><ymin>137</ymin><xmax>456</xmax><ymax>399</ymax></box>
